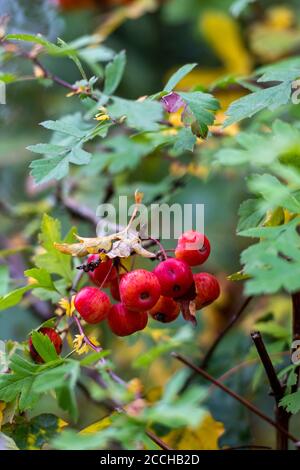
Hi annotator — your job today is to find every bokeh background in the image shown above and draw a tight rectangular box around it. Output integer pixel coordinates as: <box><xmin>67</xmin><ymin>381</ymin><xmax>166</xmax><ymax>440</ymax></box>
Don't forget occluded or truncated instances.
<box><xmin>1</xmin><ymin>0</ymin><xmax>300</xmax><ymax>448</ymax></box>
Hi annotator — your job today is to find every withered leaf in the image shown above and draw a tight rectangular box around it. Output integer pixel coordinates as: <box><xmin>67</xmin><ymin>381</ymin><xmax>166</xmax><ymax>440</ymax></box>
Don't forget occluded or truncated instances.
<box><xmin>54</xmin><ymin>229</ymin><xmax>155</xmax><ymax>259</ymax></box>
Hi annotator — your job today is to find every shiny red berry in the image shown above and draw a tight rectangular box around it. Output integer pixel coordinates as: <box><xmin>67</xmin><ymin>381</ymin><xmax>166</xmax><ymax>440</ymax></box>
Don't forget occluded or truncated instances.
<box><xmin>29</xmin><ymin>327</ymin><xmax>62</xmax><ymax>363</ymax></box>
<box><xmin>109</xmin><ymin>274</ymin><xmax>125</xmax><ymax>301</ymax></box>
<box><xmin>175</xmin><ymin>230</ymin><xmax>211</xmax><ymax>266</ymax></box>
<box><xmin>108</xmin><ymin>303</ymin><xmax>148</xmax><ymax>336</ymax></box>
<box><xmin>193</xmin><ymin>273</ymin><xmax>220</xmax><ymax>310</ymax></box>
<box><xmin>153</xmin><ymin>258</ymin><xmax>193</xmax><ymax>299</ymax></box>
<box><xmin>87</xmin><ymin>254</ymin><xmax>117</xmax><ymax>288</ymax></box>
<box><xmin>148</xmin><ymin>296</ymin><xmax>180</xmax><ymax>323</ymax></box>
<box><xmin>119</xmin><ymin>269</ymin><xmax>161</xmax><ymax>312</ymax></box>
<box><xmin>74</xmin><ymin>286</ymin><xmax>111</xmax><ymax>324</ymax></box>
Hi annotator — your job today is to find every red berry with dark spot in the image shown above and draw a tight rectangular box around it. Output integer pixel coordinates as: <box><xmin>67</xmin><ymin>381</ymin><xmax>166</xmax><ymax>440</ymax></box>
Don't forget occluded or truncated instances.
<box><xmin>108</xmin><ymin>303</ymin><xmax>148</xmax><ymax>336</ymax></box>
<box><xmin>119</xmin><ymin>269</ymin><xmax>161</xmax><ymax>312</ymax></box>
<box><xmin>193</xmin><ymin>273</ymin><xmax>220</xmax><ymax>310</ymax></box>
<box><xmin>74</xmin><ymin>286</ymin><xmax>111</xmax><ymax>324</ymax></box>
<box><xmin>87</xmin><ymin>254</ymin><xmax>117</xmax><ymax>287</ymax></box>
<box><xmin>153</xmin><ymin>258</ymin><xmax>193</xmax><ymax>299</ymax></box>
<box><xmin>29</xmin><ymin>327</ymin><xmax>62</xmax><ymax>363</ymax></box>
<box><xmin>175</xmin><ymin>230</ymin><xmax>211</xmax><ymax>266</ymax></box>
<box><xmin>149</xmin><ymin>296</ymin><xmax>180</xmax><ymax>323</ymax></box>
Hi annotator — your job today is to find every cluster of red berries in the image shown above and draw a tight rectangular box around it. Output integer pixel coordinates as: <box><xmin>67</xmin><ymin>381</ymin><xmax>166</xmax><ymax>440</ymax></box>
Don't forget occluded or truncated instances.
<box><xmin>74</xmin><ymin>230</ymin><xmax>220</xmax><ymax>337</ymax></box>
<box><xmin>28</xmin><ymin>231</ymin><xmax>220</xmax><ymax>361</ymax></box>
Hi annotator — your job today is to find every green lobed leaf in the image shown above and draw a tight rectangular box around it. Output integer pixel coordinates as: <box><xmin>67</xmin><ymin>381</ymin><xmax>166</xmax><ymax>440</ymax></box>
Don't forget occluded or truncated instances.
<box><xmin>224</xmin><ymin>82</ymin><xmax>292</xmax><ymax>126</ymax></box>
<box><xmin>179</xmin><ymin>91</ymin><xmax>220</xmax><ymax>137</ymax></box>
<box><xmin>164</xmin><ymin>63</ymin><xmax>197</xmax><ymax>92</ymax></box>
<box><xmin>103</xmin><ymin>50</ymin><xmax>126</xmax><ymax>96</ymax></box>
<box><xmin>40</xmin><ymin>120</ymin><xmax>85</xmax><ymax>138</ymax></box>
<box><xmin>31</xmin><ymin>331</ymin><xmax>60</xmax><ymax>363</ymax></box>
<box><xmin>109</xmin><ymin>97</ymin><xmax>163</xmax><ymax>131</ymax></box>
<box><xmin>35</xmin><ymin>214</ymin><xmax>76</xmax><ymax>282</ymax></box>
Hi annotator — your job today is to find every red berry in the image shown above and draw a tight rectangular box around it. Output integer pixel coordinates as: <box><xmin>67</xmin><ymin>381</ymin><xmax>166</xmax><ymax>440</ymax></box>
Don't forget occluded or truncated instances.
<box><xmin>149</xmin><ymin>296</ymin><xmax>180</xmax><ymax>323</ymax></box>
<box><xmin>87</xmin><ymin>254</ymin><xmax>117</xmax><ymax>288</ymax></box>
<box><xmin>175</xmin><ymin>230</ymin><xmax>211</xmax><ymax>266</ymax></box>
<box><xmin>108</xmin><ymin>303</ymin><xmax>148</xmax><ymax>336</ymax></box>
<box><xmin>109</xmin><ymin>274</ymin><xmax>125</xmax><ymax>301</ymax></box>
<box><xmin>119</xmin><ymin>269</ymin><xmax>161</xmax><ymax>312</ymax></box>
<box><xmin>153</xmin><ymin>258</ymin><xmax>193</xmax><ymax>299</ymax></box>
<box><xmin>29</xmin><ymin>327</ymin><xmax>62</xmax><ymax>363</ymax></box>
<box><xmin>193</xmin><ymin>273</ymin><xmax>220</xmax><ymax>310</ymax></box>
<box><xmin>74</xmin><ymin>286</ymin><xmax>111</xmax><ymax>324</ymax></box>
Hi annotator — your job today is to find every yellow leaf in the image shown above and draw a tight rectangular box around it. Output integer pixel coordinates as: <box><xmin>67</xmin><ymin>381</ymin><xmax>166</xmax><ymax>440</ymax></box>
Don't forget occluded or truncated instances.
<box><xmin>79</xmin><ymin>416</ymin><xmax>112</xmax><ymax>435</ymax></box>
<box><xmin>200</xmin><ymin>11</ymin><xmax>252</xmax><ymax>75</ymax></box>
<box><xmin>58</xmin><ymin>296</ymin><xmax>75</xmax><ymax>317</ymax></box>
<box><xmin>73</xmin><ymin>334</ymin><xmax>100</xmax><ymax>355</ymax></box>
<box><xmin>163</xmin><ymin>412</ymin><xmax>225</xmax><ymax>450</ymax></box>
<box><xmin>0</xmin><ymin>401</ymin><xmax>6</xmax><ymax>429</ymax></box>
<box><xmin>127</xmin><ymin>378</ymin><xmax>143</xmax><ymax>396</ymax></box>
<box><xmin>266</xmin><ymin>6</ymin><xmax>294</xmax><ymax>30</ymax></box>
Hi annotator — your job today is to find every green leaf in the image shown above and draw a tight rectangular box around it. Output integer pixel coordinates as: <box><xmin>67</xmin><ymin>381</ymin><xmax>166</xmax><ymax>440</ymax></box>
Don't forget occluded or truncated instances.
<box><xmin>109</xmin><ymin>97</ymin><xmax>163</xmax><ymax>131</ymax></box>
<box><xmin>103</xmin><ymin>50</ymin><xmax>126</xmax><ymax>96</ymax></box>
<box><xmin>227</xmin><ymin>271</ymin><xmax>250</xmax><ymax>281</ymax></box>
<box><xmin>0</xmin><ymin>354</ymin><xmax>79</xmax><ymax>419</ymax></box>
<box><xmin>247</xmin><ymin>174</ymin><xmax>300</xmax><ymax>214</ymax></box>
<box><xmin>164</xmin><ymin>63</ymin><xmax>197</xmax><ymax>92</ymax></box>
<box><xmin>172</xmin><ymin>127</ymin><xmax>197</xmax><ymax>154</ymax></box>
<box><xmin>239</xmin><ymin>219</ymin><xmax>300</xmax><ymax>295</ymax></box>
<box><xmin>133</xmin><ymin>326</ymin><xmax>193</xmax><ymax>368</ymax></box>
<box><xmin>254</xmin><ymin>321</ymin><xmax>290</xmax><ymax>341</ymax></box>
<box><xmin>0</xmin><ymin>73</ymin><xmax>17</xmax><ymax>84</ymax></box>
<box><xmin>68</xmin><ymin>147</ymin><xmax>91</xmax><ymax>165</ymax></box>
<box><xmin>0</xmin><ymin>355</ymin><xmax>41</xmax><ymax>410</ymax></box>
<box><xmin>5</xmin><ymin>34</ymin><xmax>72</xmax><ymax>56</ymax></box>
<box><xmin>89</xmin><ymin>134</ymin><xmax>155</xmax><ymax>174</ymax></box>
<box><xmin>79</xmin><ymin>350</ymin><xmax>110</xmax><ymax>366</ymax></box>
<box><xmin>40</xmin><ymin>120</ymin><xmax>85</xmax><ymax>138</ymax></box>
<box><xmin>179</xmin><ymin>91</ymin><xmax>220</xmax><ymax>137</ymax></box>
<box><xmin>0</xmin><ymin>286</ymin><xmax>33</xmax><ymax>311</ymax></box>
<box><xmin>224</xmin><ymin>82</ymin><xmax>292</xmax><ymax>126</ymax></box>
<box><xmin>2</xmin><ymin>414</ymin><xmax>63</xmax><ymax>450</ymax></box>
<box><xmin>31</xmin><ymin>331</ymin><xmax>60</xmax><ymax>363</ymax></box>
<box><xmin>237</xmin><ymin>199</ymin><xmax>264</xmax><ymax>232</ymax></box>
<box><xmin>280</xmin><ymin>390</ymin><xmax>300</xmax><ymax>414</ymax></box>
<box><xmin>29</xmin><ymin>156</ymin><xmax>69</xmax><ymax>184</ymax></box>
<box><xmin>27</xmin><ymin>143</ymin><xmax>67</xmax><ymax>155</ymax></box>
<box><xmin>34</xmin><ymin>361</ymin><xmax>80</xmax><ymax>421</ymax></box>
<box><xmin>24</xmin><ymin>268</ymin><xmax>55</xmax><ymax>291</ymax></box>
<box><xmin>0</xmin><ymin>266</ymin><xmax>9</xmax><ymax>296</ymax></box>
<box><xmin>35</xmin><ymin>214</ymin><xmax>76</xmax><ymax>282</ymax></box>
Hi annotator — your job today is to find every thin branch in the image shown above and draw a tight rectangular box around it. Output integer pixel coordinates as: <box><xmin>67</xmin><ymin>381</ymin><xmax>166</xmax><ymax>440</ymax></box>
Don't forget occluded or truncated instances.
<box><xmin>201</xmin><ymin>296</ymin><xmax>253</xmax><ymax>369</ymax></box>
<box><xmin>251</xmin><ymin>331</ymin><xmax>289</xmax><ymax>450</ymax></box>
<box><xmin>84</xmin><ymin>369</ymin><xmax>172</xmax><ymax>450</ymax></box>
<box><xmin>251</xmin><ymin>331</ymin><xmax>284</xmax><ymax>401</ymax></box>
<box><xmin>145</xmin><ymin>430</ymin><xmax>172</xmax><ymax>451</ymax></box>
<box><xmin>172</xmin><ymin>352</ymin><xmax>299</xmax><ymax>446</ymax></box>
<box><xmin>181</xmin><ymin>296</ymin><xmax>252</xmax><ymax>391</ymax></box>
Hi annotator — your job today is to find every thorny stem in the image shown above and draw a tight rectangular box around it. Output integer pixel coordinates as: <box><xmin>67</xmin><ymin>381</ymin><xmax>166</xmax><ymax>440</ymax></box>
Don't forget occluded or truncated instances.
<box><xmin>181</xmin><ymin>296</ymin><xmax>253</xmax><ymax>392</ymax></box>
<box><xmin>172</xmin><ymin>353</ymin><xmax>300</xmax><ymax>447</ymax></box>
